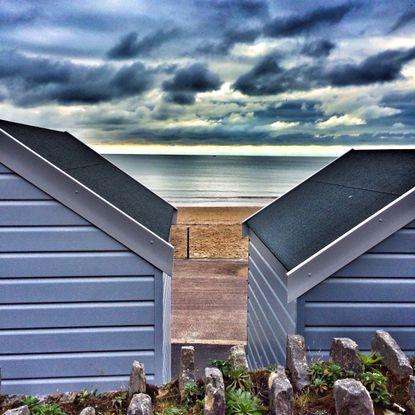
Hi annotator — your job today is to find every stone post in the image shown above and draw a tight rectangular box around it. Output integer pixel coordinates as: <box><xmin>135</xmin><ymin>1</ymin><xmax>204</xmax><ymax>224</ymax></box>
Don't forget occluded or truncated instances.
<box><xmin>329</xmin><ymin>338</ymin><xmax>362</xmax><ymax>374</ymax></box>
<box><xmin>179</xmin><ymin>345</ymin><xmax>195</xmax><ymax>398</ymax></box>
<box><xmin>127</xmin><ymin>394</ymin><xmax>153</xmax><ymax>415</ymax></box>
<box><xmin>129</xmin><ymin>361</ymin><xmax>147</xmax><ymax>399</ymax></box>
<box><xmin>333</xmin><ymin>379</ymin><xmax>374</xmax><ymax>415</ymax></box>
<box><xmin>204</xmin><ymin>367</ymin><xmax>225</xmax><ymax>415</ymax></box>
<box><xmin>286</xmin><ymin>335</ymin><xmax>310</xmax><ymax>391</ymax></box>
<box><xmin>371</xmin><ymin>330</ymin><xmax>413</xmax><ymax>380</ymax></box>
<box><xmin>229</xmin><ymin>344</ymin><xmax>249</xmax><ymax>370</ymax></box>
<box><xmin>268</xmin><ymin>366</ymin><xmax>293</xmax><ymax>415</ymax></box>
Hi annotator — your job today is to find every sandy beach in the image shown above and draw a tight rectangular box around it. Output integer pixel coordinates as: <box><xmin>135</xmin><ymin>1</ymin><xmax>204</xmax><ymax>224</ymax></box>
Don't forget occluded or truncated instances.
<box><xmin>171</xmin><ymin>206</ymin><xmax>260</xmax><ymax>259</ymax></box>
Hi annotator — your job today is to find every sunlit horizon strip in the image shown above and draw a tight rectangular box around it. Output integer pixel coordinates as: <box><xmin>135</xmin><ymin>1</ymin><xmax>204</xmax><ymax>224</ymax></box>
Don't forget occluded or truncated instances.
<box><xmin>92</xmin><ymin>144</ymin><xmax>415</xmax><ymax>157</ymax></box>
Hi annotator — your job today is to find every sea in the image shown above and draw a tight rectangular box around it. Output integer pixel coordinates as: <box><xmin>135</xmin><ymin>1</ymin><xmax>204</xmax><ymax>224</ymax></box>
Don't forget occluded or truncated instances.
<box><xmin>105</xmin><ymin>154</ymin><xmax>334</xmax><ymax>206</ymax></box>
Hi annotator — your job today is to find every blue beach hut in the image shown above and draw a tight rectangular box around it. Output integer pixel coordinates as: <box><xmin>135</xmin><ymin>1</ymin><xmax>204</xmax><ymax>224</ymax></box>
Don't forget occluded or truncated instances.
<box><xmin>0</xmin><ymin>119</ymin><xmax>176</xmax><ymax>394</ymax></box>
<box><xmin>243</xmin><ymin>149</ymin><xmax>415</xmax><ymax>368</ymax></box>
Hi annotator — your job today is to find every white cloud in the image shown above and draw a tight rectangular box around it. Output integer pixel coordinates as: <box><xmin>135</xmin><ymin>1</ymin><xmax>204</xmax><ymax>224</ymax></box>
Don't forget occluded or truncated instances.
<box><xmin>392</xmin><ymin>122</ymin><xmax>405</xmax><ymax>128</ymax></box>
<box><xmin>269</xmin><ymin>121</ymin><xmax>300</xmax><ymax>129</ymax></box>
<box><xmin>315</xmin><ymin>114</ymin><xmax>366</xmax><ymax>129</ymax></box>
<box><xmin>163</xmin><ymin>118</ymin><xmax>218</xmax><ymax>128</ymax></box>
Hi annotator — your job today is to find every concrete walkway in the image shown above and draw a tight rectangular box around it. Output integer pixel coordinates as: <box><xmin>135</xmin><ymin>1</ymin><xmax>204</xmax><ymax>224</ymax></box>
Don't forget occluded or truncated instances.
<box><xmin>171</xmin><ymin>259</ymin><xmax>248</xmax><ymax>345</ymax></box>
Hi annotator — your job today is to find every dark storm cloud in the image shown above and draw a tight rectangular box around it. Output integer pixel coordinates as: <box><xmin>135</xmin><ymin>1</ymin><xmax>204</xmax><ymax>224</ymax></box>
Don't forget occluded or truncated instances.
<box><xmin>107</xmin><ymin>28</ymin><xmax>180</xmax><ymax>59</ymax></box>
<box><xmin>162</xmin><ymin>63</ymin><xmax>222</xmax><ymax>105</ymax></box>
<box><xmin>263</xmin><ymin>3</ymin><xmax>354</xmax><ymax>38</ymax></box>
<box><xmin>381</xmin><ymin>91</ymin><xmax>415</xmax><ymax>127</ymax></box>
<box><xmin>302</xmin><ymin>39</ymin><xmax>335</xmax><ymax>58</ymax></box>
<box><xmin>0</xmin><ymin>50</ymin><xmax>154</xmax><ymax>106</ymax></box>
<box><xmin>195</xmin><ymin>27</ymin><xmax>261</xmax><ymax>55</ymax></box>
<box><xmin>232</xmin><ymin>53</ymin><xmax>320</xmax><ymax>95</ymax></box>
<box><xmin>254</xmin><ymin>100</ymin><xmax>324</xmax><ymax>122</ymax></box>
<box><xmin>389</xmin><ymin>8</ymin><xmax>415</xmax><ymax>32</ymax></box>
<box><xmin>327</xmin><ymin>47</ymin><xmax>415</xmax><ymax>86</ymax></box>
<box><xmin>0</xmin><ymin>7</ymin><xmax>40</xmax><ymax>26</ymax></box>
<box><xmin>233</xmin><ymin>47</ymin><xmax>415</xmax><ymax>95</ymax></box>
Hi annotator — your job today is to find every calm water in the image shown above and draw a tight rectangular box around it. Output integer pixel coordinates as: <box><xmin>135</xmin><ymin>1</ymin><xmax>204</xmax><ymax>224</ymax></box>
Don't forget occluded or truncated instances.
<box><xmin>105</xmin><ymin>155</ymin><xmax>333</xmax><ymax>206</ymax></box>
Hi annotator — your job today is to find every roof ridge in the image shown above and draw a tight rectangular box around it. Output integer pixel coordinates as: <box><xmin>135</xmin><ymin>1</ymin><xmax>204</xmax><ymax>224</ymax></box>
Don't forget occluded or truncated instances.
<box><xmin>309</xmin><ymin>178</ymin><xmax>401</xmax><ymax>197</ymax></box>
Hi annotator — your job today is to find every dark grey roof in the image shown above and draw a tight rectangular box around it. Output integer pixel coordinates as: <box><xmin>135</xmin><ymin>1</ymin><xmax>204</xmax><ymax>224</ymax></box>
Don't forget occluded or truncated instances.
<box><xmin>0</xmin><ymin>119</ymin><xmax>176</xmax><ymax>242</ymax></box>
<box><xmin>246</xmin><ymin>149</ymin><xmax>415</xmax><ymax>271</ymax></box>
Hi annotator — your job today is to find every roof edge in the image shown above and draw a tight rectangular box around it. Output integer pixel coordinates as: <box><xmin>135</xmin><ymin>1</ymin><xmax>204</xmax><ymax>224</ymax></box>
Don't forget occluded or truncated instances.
<box><xmin>65</xmin><ymin>132</ymin><xmax>178</xmax><ymax>215</ymax></box>
<box><xmin>0</xmin><ymin>129</ymin><xmax>174</xmax><ymax>275</ymax></box>
<box><xmin>242</xmin><ymin>149</ymin><xmax>353</xmax><ymax>227</ymax></box>
<box><xmin>286</xmin><ymin>185</ymin><xmax>415</xmax><ymax>302</ymax></box>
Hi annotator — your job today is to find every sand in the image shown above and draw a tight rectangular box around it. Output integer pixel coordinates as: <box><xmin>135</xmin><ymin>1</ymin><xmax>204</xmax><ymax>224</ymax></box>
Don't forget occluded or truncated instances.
<box><xmin>171</xmin><ymin>206</ymin><xmax>260</xmax><ymax>259</ymax></box>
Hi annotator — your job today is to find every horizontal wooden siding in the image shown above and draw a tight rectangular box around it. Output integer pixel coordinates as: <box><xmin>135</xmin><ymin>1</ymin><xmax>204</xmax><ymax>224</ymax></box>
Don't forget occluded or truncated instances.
<box><xmin>0</xmin><ymin>163</ymin><xmax>161</xmax><ymax>394</ymax></box>
<box><xmin>299</xmin><ymin>221</ymin><xmax>415</xmax><ymax>359</ymax></box>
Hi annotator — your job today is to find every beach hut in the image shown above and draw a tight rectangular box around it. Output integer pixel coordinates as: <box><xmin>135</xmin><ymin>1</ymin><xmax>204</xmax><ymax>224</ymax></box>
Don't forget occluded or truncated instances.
<box><xmin>242</xmin><ymin>149</ymin><xmax>415</xmax><ymax>368</ymax></box>
<box><xmin>0</xmin><ymin>119</ymin><xmax>176</xmax><ymax>394</ymax></box>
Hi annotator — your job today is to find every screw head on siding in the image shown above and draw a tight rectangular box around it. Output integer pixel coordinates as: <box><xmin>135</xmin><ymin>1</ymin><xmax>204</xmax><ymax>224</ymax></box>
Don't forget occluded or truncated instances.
<box><xmin>150</xmin><ymin>240</ymin><xmax>154</xmax><ymax>245</ymax></box>
<box><xmin>307</xmin><ymin>272</ymin><xmax>312</xmax><ymax>277</ymax></box>
<box><xmin>378</xmin><ymin>218</ymin><xmax>383</xmax><ymax>222</ymax></box>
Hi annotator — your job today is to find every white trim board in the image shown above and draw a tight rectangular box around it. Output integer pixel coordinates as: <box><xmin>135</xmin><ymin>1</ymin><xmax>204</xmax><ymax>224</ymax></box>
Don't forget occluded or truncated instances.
<box><xmin>286</xmin><ymin>185</ymin><xmax>415</xmax><ymax>301</ymax></box>
<box><xmin>0</xmin><ymin>129</ymin><xmax>174</xmax><ymax>275</ymax></box>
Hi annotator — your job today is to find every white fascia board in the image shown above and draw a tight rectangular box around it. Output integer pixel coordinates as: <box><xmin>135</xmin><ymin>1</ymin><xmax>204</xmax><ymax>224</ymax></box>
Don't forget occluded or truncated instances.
<box><xmin>286</xmin><ymin>186</ymin><xmax>415</xmax><ymax>302</ymax></box>
<box><xmin>241</xmin><ymin>149</ymin><xmax>352</xmax><ymax>236</ymax></box>
<box><xmin>0</xmin><ymin>129</ymin><xmax>174</xmax><ymax>275</ymax></box>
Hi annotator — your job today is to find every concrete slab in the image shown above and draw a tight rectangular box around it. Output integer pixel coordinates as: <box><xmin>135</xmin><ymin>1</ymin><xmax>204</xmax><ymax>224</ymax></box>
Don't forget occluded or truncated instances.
<box><xmin>172</xmin><ymin>259</ymin><xmax>248</xmax><ymax>344</ymax></box>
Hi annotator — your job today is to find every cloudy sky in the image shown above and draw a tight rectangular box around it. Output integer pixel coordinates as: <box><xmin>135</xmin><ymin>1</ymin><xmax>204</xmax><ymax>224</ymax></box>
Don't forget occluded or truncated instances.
<box><xmin>1</xmin><ymin>0</ymin><xmax>414</xmax><ymax>155</ymax></box>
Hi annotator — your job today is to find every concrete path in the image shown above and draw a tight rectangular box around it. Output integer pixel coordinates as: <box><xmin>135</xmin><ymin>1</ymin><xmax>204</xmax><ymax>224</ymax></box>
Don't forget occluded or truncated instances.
<box><xmin>171</xmin><ymin>259</ymin><xmax>248</xmax><ymax>345</ymax></box>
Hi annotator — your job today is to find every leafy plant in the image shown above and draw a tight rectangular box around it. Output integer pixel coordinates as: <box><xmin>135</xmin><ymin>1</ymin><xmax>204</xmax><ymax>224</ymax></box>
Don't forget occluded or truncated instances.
<box><xmin>358</xmin><ymin>352</ymin><xmax>383</xmax><ymax>372</ymax></box>
<box><xmin>77</xmin><ymin>389</ymin><xmax>97</xmax><ymax>406</ymax></box>
<box><xmin>21</xmin><ymin>397</ymin><xmax>66</xmax><ymax>415</ymax></box>
<box><xmin>309</xmin><ymin>361</ymin><xmax>346</xmax><ymax>388</ymax></box>
<box><xmin>358</xmin><ymin>371</ymin><xmax>391</xmax><ymax>406</ymax></box>
<box><xmin>182</xmin><ymin>381</ymin><xmax>204</xmax><ymax>408</ymax></box>
<box><xmin>111</xmin><ymin>392</ymin><xmax>128</xmax><ymax>410</ymax></box>
<box><xmin>164</xmin><ymin>405</ymin><xmax>187</xmax><ymax>415</ymax></box>
<box><xmin>227</xmin><ymin>368</ymin><xmax>253</xmax><ymax>392</ymax></box>
<box><xmin>226</xmin><ymin>390</ymin><xmax>265</xmax><ymax>415</ymax></box>
<box><xmin>208</xmin><ymin>359</ymin><xmax>233</xmax><ymax>378</ymax></box>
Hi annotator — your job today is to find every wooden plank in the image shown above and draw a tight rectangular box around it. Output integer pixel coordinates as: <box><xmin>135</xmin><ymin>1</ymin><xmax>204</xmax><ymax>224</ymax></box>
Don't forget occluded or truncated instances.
<box><xmin>0</xmin><ymin>226</ymin><xmax>126</xmax><ymax>252</ymax></box>
<box><xmin>0</xmin><ymin>302</ymin><xmax>154</xmax><ymax>328</ymax></box>
<box><xmin>0</xmin><ymin>351</ymin><xmax>154</xmax><ymax>379</ymax></box>
<box><xmin>0</xmin><ymin>175</ymin><xmax>50</xmax><ymax>200</ymax></box>
<box><xmin>0</xmin><ymin>252</ymin><xmax>155</xmax><ymax>277</ymax></box>
<box><xmin>0</xmin><ymin>327</ymin><xmax>155</xmax><ymax>354</ymax></box>
<box><xmin>334</xmin><ymin>253</ymin><xmax>415</xmax><ymax>277</ymax></box>
<box><xmin>305</xmin><ymin>278</ymin><xmax>415</xmax><ymax>302</ymax></box>
<box><xmin>0</xmin><ymin>277</ymin><xmax>154</xmax><ymax>303</ymax></box>
<box><xmin>370</xmin><ymin>229</ymin><xmax>415</xmax><ymax>253</ymax></box>
<box><xmin>305</xmin><ymin>302</ymin><xmax>415</xmax><ymax>326</ymax></box>
<box><xmin>304</xmin><ymin>327</ymin><xmax>415</xmax><ymax>351</ymax></box>
<box><xmin>0</xmin><ymin>201</ymin><xmax>89</xmax><ymax>226</ymax></box>
<box><xmin>2</xmin><ymin>375</ymin><xmax>154</xmax><ymax>395</ymax></box>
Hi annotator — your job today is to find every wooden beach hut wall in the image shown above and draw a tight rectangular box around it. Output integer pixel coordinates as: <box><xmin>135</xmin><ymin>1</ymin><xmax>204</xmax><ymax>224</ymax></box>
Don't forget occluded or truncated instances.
<box><xmin>242</xmin><ymin>149</ymin><xmax>415</xmax><ymax>368</ymax></box>
<box><xmin>0</xmin><ymin>119</ymin><xmax>177</xmax><ymax>394</ymax></box>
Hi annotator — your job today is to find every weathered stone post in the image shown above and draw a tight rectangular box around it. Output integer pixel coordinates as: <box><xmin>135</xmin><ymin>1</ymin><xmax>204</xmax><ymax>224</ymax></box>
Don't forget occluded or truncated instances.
<box><xmin>79</xmin><ymin>408</ymin><xmax>95</xmax><ymax>415</ymax></box>
<box><xmin>229</xmin><ymin>344</ymin><xmax>249</xmax><ymax>370</ymax></box>
<box><xmin>179</xmin><ymin>345</ymin><xmax>195</xmax><ymax>398</ymax></box>
<box><xmin>128</xmin><ymin>361</ymin><xmax>147</xmax><ymax>399</ymax></box>
<box><xmin>333</xmin><ymin>379</ymin><xmax>374</xmax><ymax>415</ymax></box>
<box><xmin>3</xmin><ymin>407</ymin><xmax>31</xmax><ymax>415</ymax></box>
<box><xmin>127</xmin><ymin>394</ymin><xmax>153</xmax><ymax>415</ymax></box>
<box><xmin>329</xmin><ymin>338</ymin><xmax>362</xmax><ymax>374</ymax></box>
<box><xmin>371</xmin><ymin>330</ymin><xmax>413</xmax><ymax>380</ymax></box>
<box><xmin>204</xmin><ymin>367</ymin><xmax>225</xmax><ymax>415</ymax></box>
<box><xmin>286</xmin><ymin>334</ymin><xmax>310</xmax><ymax>391</ymax></box>
<box><xmin>268</xmin><ymin>366</ymin><xmax>293</xmax><ymax>415</ymax></box>
<box><xmin>407</xmin><ymin>375</ymin><xmax>415</xmax><ymax>414</ymax></box>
